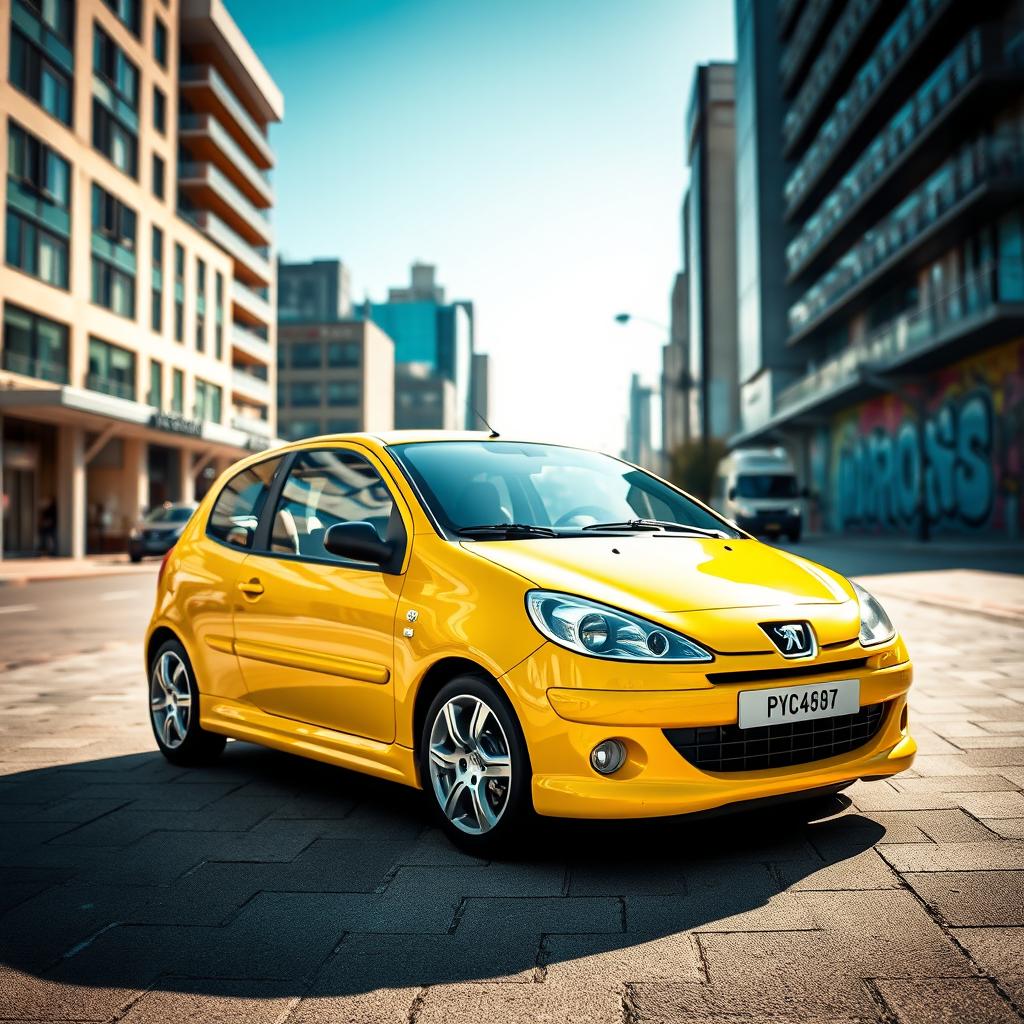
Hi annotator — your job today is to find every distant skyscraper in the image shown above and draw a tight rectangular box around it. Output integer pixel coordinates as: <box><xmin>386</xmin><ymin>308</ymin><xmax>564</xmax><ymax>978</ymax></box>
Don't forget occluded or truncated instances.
<box><xmin>278</xmin><ymin>259</ymin><xmax>352</xmax><ymax>323</ymax></box>
<box><xmin>370</xmin><ymin>264</ymin><xmax>475</xmax><ymax>429</ymax></box>
<box><xmin>624</xmin><ymin>373</ymin><xmax>658</xmax><ymax>469</ymax></box>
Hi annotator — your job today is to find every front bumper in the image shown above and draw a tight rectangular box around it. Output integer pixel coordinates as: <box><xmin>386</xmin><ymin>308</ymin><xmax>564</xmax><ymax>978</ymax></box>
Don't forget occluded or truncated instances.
<box><xmin>736</xmin><ymin>513</ymin><xmax>800</xmax><ymax>535</ymax></box>
<box><xmin>502</xmin><ymin>641</ymin><xmax>915</xmax><ymax>820</ymax></box>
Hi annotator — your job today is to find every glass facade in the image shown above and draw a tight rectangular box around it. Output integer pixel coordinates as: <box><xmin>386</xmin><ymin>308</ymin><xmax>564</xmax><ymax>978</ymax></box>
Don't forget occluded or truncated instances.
<box><xmin>87</xmin><ymin>335</ymin><xmax>136</xmax><ymax>400</ymax></box>
<box><xmin>90</xmin><ymin>183</ymin><xmax>136</xmax><ymax>318</ymax></box>
<box><xmin>9</xmin><ymin>0</ymin><xmax>74</xmax><ymax>126</ymax></box>
<box><xmin>2</xmin><ymin>302</ymin><xmax>69</xmax><ymax>382</ymax></box>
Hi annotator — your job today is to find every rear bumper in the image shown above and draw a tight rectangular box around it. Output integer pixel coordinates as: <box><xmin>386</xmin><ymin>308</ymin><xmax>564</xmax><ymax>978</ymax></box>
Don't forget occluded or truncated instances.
<box><xmin>503</xmin><ymin>647</ymin><xmax>914</xmax><ymax>820</ymax></box>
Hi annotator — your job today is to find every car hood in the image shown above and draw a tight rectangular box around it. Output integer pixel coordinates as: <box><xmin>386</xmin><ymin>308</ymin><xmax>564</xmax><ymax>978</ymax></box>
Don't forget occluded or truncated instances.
<box><xmin>461</xmin><ymin>535</ymin><xmax>852</xmax><ymax>616</ymax></box>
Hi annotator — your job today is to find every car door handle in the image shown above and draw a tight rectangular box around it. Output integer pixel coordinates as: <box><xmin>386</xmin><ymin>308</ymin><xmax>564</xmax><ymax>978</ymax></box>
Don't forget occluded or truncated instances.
<box><xmin>237</xmin><ymin>579</ymin><xmax>264</xmax><ymax>597</ymax></box>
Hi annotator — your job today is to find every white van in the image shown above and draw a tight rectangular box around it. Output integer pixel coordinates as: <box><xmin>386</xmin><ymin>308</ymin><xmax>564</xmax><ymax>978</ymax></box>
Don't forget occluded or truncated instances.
<box><xmin>712</xmin><ymin>447</ymin><xmax>804</xmax><ymax>541</ymax></box>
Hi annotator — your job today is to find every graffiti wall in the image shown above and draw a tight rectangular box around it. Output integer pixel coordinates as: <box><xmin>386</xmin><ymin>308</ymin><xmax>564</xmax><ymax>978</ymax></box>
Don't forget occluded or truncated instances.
<box><xmin>820</xmin><ymin>338</ymin><xmax>1023</xmax><ymax>536</ymax></box>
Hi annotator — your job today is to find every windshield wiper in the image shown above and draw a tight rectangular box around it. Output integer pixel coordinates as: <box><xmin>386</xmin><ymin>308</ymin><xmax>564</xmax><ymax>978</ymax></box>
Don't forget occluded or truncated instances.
<box><xmin>582</xmin><ymin>519</ymin><xmax>729</xmax><ymax>539</ymax></box>
<box><xmin>457</xmin><ymin>523</ymin><xmax>559</xmax><ymax>539</ymax></box>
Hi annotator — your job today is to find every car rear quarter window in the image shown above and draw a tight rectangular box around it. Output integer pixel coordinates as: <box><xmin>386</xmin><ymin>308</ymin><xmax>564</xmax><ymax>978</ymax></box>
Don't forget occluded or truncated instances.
<box><xmin>207</xmin><ymin>458</ymin><xmax>281</xmax><ymax>550</ymax></box>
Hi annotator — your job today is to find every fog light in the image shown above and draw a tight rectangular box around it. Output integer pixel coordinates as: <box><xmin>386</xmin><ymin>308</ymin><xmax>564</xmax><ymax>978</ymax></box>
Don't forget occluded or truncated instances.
<box><xmin>590</xmin><ymin>739</ymin><xmax>626</xmax><ymax>775</ymax></box>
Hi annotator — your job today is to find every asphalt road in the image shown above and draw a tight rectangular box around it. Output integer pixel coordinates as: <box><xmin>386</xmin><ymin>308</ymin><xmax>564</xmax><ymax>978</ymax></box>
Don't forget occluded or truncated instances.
<box><xmin>0</xmin><ymin>569</ymin><xmax>158</xmax><ymax>669</ymax></box>
<box><xmin>0</xmin><ymin>542</ymin><xmax>1023</xmax><ymax>1021</ymax></box>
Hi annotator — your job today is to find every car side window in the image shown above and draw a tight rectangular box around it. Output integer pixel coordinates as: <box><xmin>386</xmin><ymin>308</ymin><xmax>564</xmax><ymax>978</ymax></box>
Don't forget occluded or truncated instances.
<box><xmin>207</xmin><ymin>457</ymin><xmax>281</xmax><ymax>550</ymax></box>
<box><xmin>268</xmin><ymin>449</ymin><xmax>399</xmax><ymax>564</ymax></box>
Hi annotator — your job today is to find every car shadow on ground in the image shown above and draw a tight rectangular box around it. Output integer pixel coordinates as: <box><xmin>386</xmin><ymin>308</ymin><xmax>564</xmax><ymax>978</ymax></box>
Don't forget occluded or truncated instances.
<box><xmin>0</xmin><ymin>741</ymin><xmax>885</xmax><ymax>1003</ymax></box>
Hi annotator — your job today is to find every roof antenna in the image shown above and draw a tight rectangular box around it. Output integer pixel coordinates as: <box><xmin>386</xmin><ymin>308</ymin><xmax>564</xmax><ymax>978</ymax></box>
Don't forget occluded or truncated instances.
<box><xmin>473</xmin><ymin>405</ymin><xmax>500</xmax><ymax>438</ymax></box>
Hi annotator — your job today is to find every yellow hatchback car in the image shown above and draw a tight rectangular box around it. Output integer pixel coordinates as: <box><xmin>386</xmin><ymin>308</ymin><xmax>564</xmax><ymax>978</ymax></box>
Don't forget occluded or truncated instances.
<box><xmin>146</xmin><ymin>432</ymin><xmax>915</xmax><ymax>851</ymax></box>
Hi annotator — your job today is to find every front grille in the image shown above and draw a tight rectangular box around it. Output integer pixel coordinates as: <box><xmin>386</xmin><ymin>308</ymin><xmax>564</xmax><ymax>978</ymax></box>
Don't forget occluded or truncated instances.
<box><xmin>664</xmin><ymin>702</ymin><xmax>887</xmax><ymax>773</ymax></box>
<box><xmin>707</xmin><ymin>657</ymin><xmax>867</xmax><ymax>685</ymax></box>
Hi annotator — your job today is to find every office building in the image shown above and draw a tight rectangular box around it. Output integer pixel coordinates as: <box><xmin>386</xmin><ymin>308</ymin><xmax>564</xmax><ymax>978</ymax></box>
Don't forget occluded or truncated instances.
<box><xmin>684</xmin><ymin>63</ymin><xmax>740</xmax><ymax>443</ymax></box>
<box><xmin>278</xmin><ymin>258</ymin><xmax>352</xmax><ymax>323</ymax></box>
<box><xmin>662</xmin><ymin>185</ymin><xmax>692</xmax><ymax>458</ymax></box>
<box><xmin>471</xmin><ymin>351</ymin><xmax>491</xmax><ymax>430</ymax></box>
<box><xmin>369</xmin><ymin>263</ymin><xmax>474</xmax><ymax>429</ymax></box>
<box><xmin>734</xmin><ymin>0</ymin><xmax>1024</xmax><ymax>538</ymax></box>
<box><xmin>276</xmin><ymin>320</ymin><xmax>394</xmax><ymax>440</ymax></box>
<box><xmin>394</xmin><ymin>362</ymin><xmax>458</xmax><ymax>430</ymax></box>
<box><xmin>624</xmin><ymin>373</ymin><xmax>659</xmax><ymax>469</ymax></box>
<box><xmin>0</xmin><ymin>0</ymin><xmax>282</xmax><ymax>558</ymax></box>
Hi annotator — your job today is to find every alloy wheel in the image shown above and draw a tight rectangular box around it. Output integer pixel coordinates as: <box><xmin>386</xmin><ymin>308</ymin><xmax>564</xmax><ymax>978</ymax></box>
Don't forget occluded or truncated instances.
<box><xmin>428</xmin><ymin>693</ymin><xmax>512</xmax><ymax>834</ymax></box>
<box><xmin>150</xmin><ymin>650</ymin><xmax>192</xmax><ymax>750</ymax></box>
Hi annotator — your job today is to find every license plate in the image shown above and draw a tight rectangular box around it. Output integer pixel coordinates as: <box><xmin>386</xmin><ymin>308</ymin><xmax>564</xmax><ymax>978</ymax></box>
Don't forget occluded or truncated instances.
<box><xmin>738</xmin><ymin>678</ymin><xmax>860</xmax><ymax>729</ymax></box>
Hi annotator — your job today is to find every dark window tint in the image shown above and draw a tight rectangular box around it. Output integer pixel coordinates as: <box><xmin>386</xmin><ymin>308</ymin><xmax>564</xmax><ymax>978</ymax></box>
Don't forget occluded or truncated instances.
<box><xmin>269</xmin><ymin>449</ymin><xmax>397</xmax><ymax>562</ymax></box>
<box><xmin>207</xmin><ymin>458</ymin><xmax>280</xmax><ymax>549</ymax></box>
<box><xmin>735</xmin><ymin>475</ymin><xmax>799</xmax><ymax>499</ymax></box>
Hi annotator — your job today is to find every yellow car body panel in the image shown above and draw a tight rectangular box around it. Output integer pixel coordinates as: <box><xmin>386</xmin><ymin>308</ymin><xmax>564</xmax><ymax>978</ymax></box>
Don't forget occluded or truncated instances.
<box><xmin>146</xmin><ymin>432</ymin><xmax>915</xmax><ymax>821</ymax></box>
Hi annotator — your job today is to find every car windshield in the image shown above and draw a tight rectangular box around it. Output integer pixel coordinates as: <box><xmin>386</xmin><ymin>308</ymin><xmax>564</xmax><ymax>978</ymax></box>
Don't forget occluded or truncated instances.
<box><xmin>145</xmin><ymin>506</ymin><xmax>194</xmax><ymax>523</ymax></box>
<box><xmin>389</xmin><ymin>441</ymin><xmax>739</xmax><ymax>538</ymax></box>
<box><xmin>735</xmin><ymin>474</ymin><xmax>798</xmax><ymax>499</ymax></box>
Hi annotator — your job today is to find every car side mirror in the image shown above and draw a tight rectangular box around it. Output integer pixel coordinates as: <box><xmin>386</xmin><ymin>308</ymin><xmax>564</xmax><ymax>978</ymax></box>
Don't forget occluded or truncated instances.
<box><xmin>727</xmin><ymin>487</ymin><xmax>736</xmax><ymax>501</ymax></box>
<box><xmin>323</xmin><ymin>521</ymin><xmax>393</xmax><ymax>566</ymax></box>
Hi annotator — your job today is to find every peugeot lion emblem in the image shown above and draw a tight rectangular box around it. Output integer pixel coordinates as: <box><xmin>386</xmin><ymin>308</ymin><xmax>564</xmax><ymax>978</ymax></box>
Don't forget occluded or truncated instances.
<box><xmin>760</xmin><ymin>620</ymin><xmax>815</xmax><ymax>659</ymax></box>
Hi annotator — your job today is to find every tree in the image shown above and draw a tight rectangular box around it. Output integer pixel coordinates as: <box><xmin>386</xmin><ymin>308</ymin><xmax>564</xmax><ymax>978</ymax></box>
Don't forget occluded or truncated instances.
<box><xmin>668</xmin><ymin>438</ymin><xmax>727</xmax><ymax>502</ymax></box>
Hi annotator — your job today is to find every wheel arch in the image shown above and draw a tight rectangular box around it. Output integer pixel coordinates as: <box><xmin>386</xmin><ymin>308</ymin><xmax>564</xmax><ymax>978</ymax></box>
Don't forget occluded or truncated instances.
<box><xmin>410</xmin><ymin>656</ymin><xmax>531</xmax><ymax>783</ymax></box>
<box><xmin>146</xmin><ymin>625</ymin><xmax>184</xmax><ymax>673</ymax></box>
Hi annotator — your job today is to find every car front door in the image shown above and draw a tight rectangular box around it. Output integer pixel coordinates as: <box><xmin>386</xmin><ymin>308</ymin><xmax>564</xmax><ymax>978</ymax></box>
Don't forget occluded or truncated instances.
<box><xmin>232</xmin><ymin>445</ymin><xmax>409</xmax><ymax>743</ymax></box>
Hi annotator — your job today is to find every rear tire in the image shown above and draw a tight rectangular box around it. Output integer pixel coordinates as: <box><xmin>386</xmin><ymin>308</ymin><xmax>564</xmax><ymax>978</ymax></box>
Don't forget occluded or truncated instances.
<box><xmin>148</xmin><ymin>637</ymin><xmax>226</xmax><ymax>766</ymax></box>
<box><xmin>419</xmin><ymin>674</ymin><xmax>532</xmax><ymax>856</ymax></box>
<box><xmin>130</xmin><ymin>552</ymin><xmax>143</xmax><ymax>563</ymax></box>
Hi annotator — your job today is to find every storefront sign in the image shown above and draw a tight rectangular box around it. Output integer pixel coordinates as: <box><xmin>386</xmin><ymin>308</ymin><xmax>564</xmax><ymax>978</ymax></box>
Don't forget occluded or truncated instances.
<box><xmin>150</xmin><ymin>411</ymin><xmax>203</xmax><ymax>437</ymax></box>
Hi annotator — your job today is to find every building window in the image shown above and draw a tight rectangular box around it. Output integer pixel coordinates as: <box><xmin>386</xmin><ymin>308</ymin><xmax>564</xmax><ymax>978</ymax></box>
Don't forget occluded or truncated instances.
<box><xmin>151</xmin><ymin>153</ymin><xmax>165</xmax><ymax>200</ymax></box>
<box><xmin>327</xmin><ymin>380</ymin><xmax>360</xmax><ymax>405</ymax></box>
<box><xmin>214</xmin><ymin>272</ymin><xmax>224</xmax><ymax>360</ymax></box>
<box><xmin>149</xmin><ymin>359</ymin><xmax>162</xmax><ymax>408</ymax></box>
<box><xmin>102</xmin><ymin>0</ymin><xmax>140</xmax><ymax>36</ymax></box>
<box><xmin>173</xmin><ymin>242</ymin><xmax>184</xmax><ymax>342</ymax></box>
<box><xmin>282</xmin><ymin>418</ymin><xmax>319</xmax><ymax>441</ymax></box>
<box><xmin>194</xmin><ymin>377</ymin><xmax>222</xmax><ymax>423</ymax></box>
<box><xmin>153</xmin><ymin>16</ymin><xmax>167</xmax><ymax>67</ymax></box>
<box><xmin>195</xmin><ymin>257</ymin><xmax>206</xmax><ymax>352</ymax></box>
<box><xmin>326</xmin><ymin>417</ymin><xmax>359</xmax><ymax>434</ymax></box>
<box><xmin>90</xmin><ymin>183</ymin><xmax>136</xmax><ymax>318</ymax></box>
<box><xmin>87</xmin><ymin>335</ymin><xmax>136</xmax><ymax>400</ymax></box>
<box><xmin>92</xmin><ymin>24</ymin><xmax>139</xmax><ymax>178</ymax></box>
<box><xmin>290</xmin><ymin>381</ymin><xmax>321</xmax><ymax>407</ymax></box>
<box><xmin>327</xmin><ymin>340</ymin><xmax>361</xmax><ymax>368</ymax></box>
<box><xmin>291</xmin><ymin>341</ymin><xmax>322</xmax><ymax>368</ymax></box>
<box><xmin>153</xmin><ymin>85</ymin><xmax>166</xmax><ymax>134</ymax></box>
<box><xmin>1</xmin><ymin>302</ymin><xmax>69</xmax><ymax>383</ymax></box>
<box><xmin>5</xmin><ymin>120</ymin><xmax>71</xmax><ymax>290</ymax></box>
<box><xmin>171</xmin><ymin>367</ymin><xmax>183</xmax><ymax>413</ymax></box>
<box><xmin>151</xmin><ymin>224</ymin><xmax>163</xmax><ymax>333</ymax></box>
<box><xmin>9</xmin><ymin>1</ymin><xmax>74</xmax><ymax>126</ymax></box>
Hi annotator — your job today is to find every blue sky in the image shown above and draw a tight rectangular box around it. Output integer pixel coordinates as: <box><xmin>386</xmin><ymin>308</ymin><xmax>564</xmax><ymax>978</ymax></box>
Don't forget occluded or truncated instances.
<box><xmin>233</xmin><ymin>0</ymin><xmax>735</xmax><ymax>452</ymax></box>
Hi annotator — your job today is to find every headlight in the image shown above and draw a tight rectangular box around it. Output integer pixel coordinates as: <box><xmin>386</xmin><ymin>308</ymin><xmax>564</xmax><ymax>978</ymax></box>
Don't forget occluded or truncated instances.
<box><xmin>130</xmin><ymin>527</ymin><xmax>141</xmax><ymax>539</ymax></box>
<box><xmin>525</xmin><ymin>591</ymin><xmax>712</xmax><ymax>662</ymax></box>
<box><xmin>852</xmin><ymin>581</ymin><xmax>895</xmax><ymax>646</ymax></box>
<box><xmin>734</xmin><ymin>503</ymin><xmax>755</xmax><ymax>517</ymax></box>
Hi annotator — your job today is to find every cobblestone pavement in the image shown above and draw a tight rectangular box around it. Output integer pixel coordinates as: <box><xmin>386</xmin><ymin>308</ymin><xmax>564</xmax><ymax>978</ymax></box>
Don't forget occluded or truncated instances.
<box><xmin>1</xmin><ymin>568</ymin><xmax>1023</xmax><ymax>1022</ymax></box>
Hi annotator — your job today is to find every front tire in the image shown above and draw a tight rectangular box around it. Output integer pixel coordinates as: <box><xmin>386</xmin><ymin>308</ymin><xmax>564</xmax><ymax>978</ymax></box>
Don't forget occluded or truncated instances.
<box><xmin>148</xmin><ymin>638</ymin><xmax>226</xmax><ymax>766</ymax></box>
<box><xmin>419</xmin><ymin>674</ymin><xmax>532</xmax><ymax>855</ymax></box>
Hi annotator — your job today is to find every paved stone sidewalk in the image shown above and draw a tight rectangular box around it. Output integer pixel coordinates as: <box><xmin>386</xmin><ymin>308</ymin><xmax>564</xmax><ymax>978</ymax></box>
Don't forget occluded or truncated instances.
<box><xmin>1</xmin><ymin>572</ymin><xmax>1023</xmax><ymax>1022</ymax></box>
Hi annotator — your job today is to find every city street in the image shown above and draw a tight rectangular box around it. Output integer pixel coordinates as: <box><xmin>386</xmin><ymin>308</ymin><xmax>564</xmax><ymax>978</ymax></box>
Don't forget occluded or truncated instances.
<box><xmin>1</xmin><ymin>543</ymin><xmax>1023</xmax><ymax>1022</ymax></box>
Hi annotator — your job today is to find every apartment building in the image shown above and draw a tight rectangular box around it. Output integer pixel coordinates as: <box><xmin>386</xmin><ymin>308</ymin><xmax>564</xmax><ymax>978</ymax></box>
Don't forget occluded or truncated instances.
<box><xmin>276</xmin><ymin>320</ymin><xmax>394</xmax><ymax>441</ymax></box>
<box><xmin>733</xmin><ymin>0</ymin><xmax>1024</xmax><ymax>538</ymax></box>
<box><xmin>0</xmin><ymin>0</ymin><xmax>282</xmax><ymax>558</ymax></box>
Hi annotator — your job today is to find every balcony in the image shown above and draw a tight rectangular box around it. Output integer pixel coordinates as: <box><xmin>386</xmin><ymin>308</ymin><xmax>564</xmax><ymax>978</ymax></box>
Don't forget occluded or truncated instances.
<box><xmin>784</xmin><ymin>0</ymin><xmax>964</xmax><ymax>210</ymax></box>
<box><xmin>178</xmin><ymin>161</ymin><xmax>272</xmax><ymax>247</ymax></box>
<box><xmin>231</xmin><ymin>279</ymin><xmax>272</xmax><ymax>327</ymax></box>
<box><xmin>780</xmin><ymin>0</ymin><xmax>836</xmax><ymax>94</ymax></box>
<box><xmin>776</xmin><ymin>261</ymin><xmax>1024</xmax><ymax>417</ymax></box>
<box><xmin>786</xmin><ymin>27</ymin><xmax>1024</xmax><ymax>280</ymax></box>
<box><xmin>182</xmin><ymin>208</ymin><xmax>272</xmax><ymax>288</ymax></box>
<box><xmin>231</xmin><ymin>367</ymin><xmax>271</xmax><ymax>404</ymax></box>
<box><xmin>2</xmin><ymin>349</ymin><xmax>69</xmax><ymax>384</ymax></box>
<box><xmin>788</xmin><ymin>135</ymin><xmax>1024</xmax><ymax>342</ymax></box>
<box><xmin>179</xmin><ymin>64</ymin><xmax>274</xmax><ymax>170</ymax></box>
<box><xmin>231</xmin><ymin>411</ymin><xmax>272</xmax><ymax>437</ymax></box>
<box><xmin>778</xmin><ymin>0</ymin><xmax>807</xmax><ymax>39</ymax></box>
<box><xmin>231</xmin><ymin>322</ymin><xmax>272</xmax><ymax>365</ymax></box>
<box><xmin>782</xmin><ymin>0</ymin><xmax>896</xmax><ymax>154</ymax></box>
<box><xmin>178</xmin><ymin>113</ymin><xmax>273</xmax><ymax>208</ymax></box>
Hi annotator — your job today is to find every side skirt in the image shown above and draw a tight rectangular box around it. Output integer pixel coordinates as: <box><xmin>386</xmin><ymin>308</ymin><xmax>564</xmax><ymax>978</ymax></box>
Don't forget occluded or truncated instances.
<box><xmin>201</xmin><ymin>696</ymin><xmax>420</xmax><ymax>788</ymax></box>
